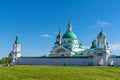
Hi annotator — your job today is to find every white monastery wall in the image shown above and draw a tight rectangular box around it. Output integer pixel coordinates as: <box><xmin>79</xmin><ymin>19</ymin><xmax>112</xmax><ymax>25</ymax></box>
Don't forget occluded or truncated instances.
<box><xmin>114</xmin><ymin>58</ymin><xmax>120</xmax><ymax>66</ymax></box>
<box><xmin>16</xmin><ymin>57</ymin><xmax>93</xmax><ymax>66</ymax></box>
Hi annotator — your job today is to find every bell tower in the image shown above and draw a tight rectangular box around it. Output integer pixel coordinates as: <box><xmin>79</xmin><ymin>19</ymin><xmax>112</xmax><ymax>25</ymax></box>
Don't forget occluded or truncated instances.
<box><xmin>93</xmin><ymin>30</ymin><xmax>110</xmax><ymax>66</ymax></box>
<box><xmin>97</xmin><ymin>29</ymin><xmax>107</xmax><ymax>49</ymax></box>
<box><xmin>12</xmin><ymin>36</ymin><xmax>21</xmax><ymax>64</ymax></box>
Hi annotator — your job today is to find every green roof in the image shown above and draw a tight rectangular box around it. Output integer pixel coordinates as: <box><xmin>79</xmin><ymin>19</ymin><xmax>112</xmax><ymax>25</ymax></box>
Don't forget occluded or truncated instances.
<box><xmin>86</xmin><ymin>48</ymin><xmax>94</xmax><ymax>51</ymax></box>
<box><xmin>99</xmin><ymin>31</ymin><xmax>105</xmax><ymax>35</ymax></box>
<box><xmin>56</xmin><ymin>34</ymin><xmax>61</xmax><ymax>39</ymax></box>
<box><xmin>75</xmin><ymin>51</ymin><xmax>83</xmax><ymax>55</ymax></box>
<box><xmin>56</xmin><ymin>29</ymin><xmax>62</xmax><ymax>39</ymax></box>
<box><xmin>62</xmin><ymin>31</ymin><xmax>78</xmax><ymax>39</ymax></box>
<box><xmin>98</xmin><ymin>31</ymin><xmax>106</xmax><ymax>37</ymax></box>
<box><xmin>14</xmin><ymin>36</ymin><xmax>19</xmax><ymax>44</ymax></box>
<box><xmin>79</xmin><ymin>43</ymin><xmax>83</xmax><ymax>48</ymax></box>
<box><xmin>91</xmin><ymin>40</ymin><xmax>97</xmax><ymax>48</ymax></box>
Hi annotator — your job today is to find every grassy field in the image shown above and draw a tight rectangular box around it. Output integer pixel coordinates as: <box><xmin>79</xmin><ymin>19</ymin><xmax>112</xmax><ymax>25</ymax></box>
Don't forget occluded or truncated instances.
<box><xmin>0</xmin><ymin>65</ymin><xmax>120</xmax><ymax>80</ymax></box>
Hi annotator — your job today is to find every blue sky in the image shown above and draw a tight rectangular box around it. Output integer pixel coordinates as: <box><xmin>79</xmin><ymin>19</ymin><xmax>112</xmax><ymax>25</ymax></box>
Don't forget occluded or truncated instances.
<box><xmin>0</xmin><ymin>0</ymin><xmax>120</xmax><ymax>58</ymax></box>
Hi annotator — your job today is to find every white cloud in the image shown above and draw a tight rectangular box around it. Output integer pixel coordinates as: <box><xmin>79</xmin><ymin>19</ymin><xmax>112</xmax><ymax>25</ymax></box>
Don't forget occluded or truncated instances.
<box><xmin>110</xmin><ymin>44</ymin><xmax>120</xmax><ymax>50</ymax></box>
<box><xmin>40</xmin><ymin>34</ymin><xmax>52</xmax><ymax>38</ymax></box>
<box><xmin>96</xmin><ymin>20</ymin><xmax>109</xmax><ymax>27</ymax></box>
<box><xmin>54</xmin><ymin>32</ymin><xmax>58</xmax><ymax>34</ymax></box>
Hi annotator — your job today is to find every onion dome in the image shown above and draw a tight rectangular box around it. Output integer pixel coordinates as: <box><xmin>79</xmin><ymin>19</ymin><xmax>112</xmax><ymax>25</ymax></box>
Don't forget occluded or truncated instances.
<box><xmin>98</xmin><ymin>28</ymin><xmax>106</xmax><ymax>37</ymax></box>
<box><xmin>79</xmin><ymin>42</ymin><xmax>83</xmax><ymax>48</ymax></box>
<box><xmin>91</xmin><ymin>40</ymin><xmax>97</xmax><ymax>48</ymax></box>
<box><xmin>14</xmin><ymin>36</ymin><xmax>19</xmax><ymax>44</ymax></box>
<box><xmin>62</xmin><ymin>19</ymin><xmax>78</xmax><ymax>39</ymax></box>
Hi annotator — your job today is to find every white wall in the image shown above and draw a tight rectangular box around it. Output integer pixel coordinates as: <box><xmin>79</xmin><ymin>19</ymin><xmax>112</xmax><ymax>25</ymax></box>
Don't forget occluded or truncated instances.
<box><xmin>114</xmin><ymin>58</ymin><xmax>120</xmax><ymax>66</ymax></box>
<box><xmin>108</xmin><ymin>57</ymin><xmax>120</xmax><ymax>66</ymax></box>
<box><xmin>16</xmin><ymin>57</ymin><xmax>120</xmax><ymax>66</ymax></box>
<box><xmin>16</xmin><ymin>57</ymin><xmax>93</xmax><ymax>66</ymax></box>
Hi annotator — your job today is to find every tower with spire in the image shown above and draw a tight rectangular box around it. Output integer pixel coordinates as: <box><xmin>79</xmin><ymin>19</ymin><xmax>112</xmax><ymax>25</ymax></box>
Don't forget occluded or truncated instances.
<box><xmin>54</xmin><ymin>28</ymin><xmax>62</xmax><ymax>45</ymax></box>
<box><xmin>11</xmin><ymin>36</ymin><xmax>21</xmax><ymax>64</ymax></box>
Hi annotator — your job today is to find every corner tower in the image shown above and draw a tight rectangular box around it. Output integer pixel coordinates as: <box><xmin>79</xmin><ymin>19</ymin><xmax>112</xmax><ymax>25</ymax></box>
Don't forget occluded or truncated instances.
<box><xmin>93</xmin><ymin>30</ymin><xmax>110</xmax><ymax>66</ymax></box>
<box><xmin>11</xmin><ymin>36</ymin><xmax>21</xmax><ymax>64</ymax></box>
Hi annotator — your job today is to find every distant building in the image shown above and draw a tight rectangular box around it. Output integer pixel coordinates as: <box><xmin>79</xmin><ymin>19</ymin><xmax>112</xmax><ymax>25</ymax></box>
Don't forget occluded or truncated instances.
<box><xmin>11</xmin><ymin>20</ymin><xmax>120</xmax><ymax>66</ymax></box>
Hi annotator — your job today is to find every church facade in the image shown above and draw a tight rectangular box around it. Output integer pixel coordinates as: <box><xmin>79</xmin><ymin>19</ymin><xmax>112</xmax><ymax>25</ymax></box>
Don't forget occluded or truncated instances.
<box><xmin>11</xmin><ymin>20</ymin><xmax>120</xmax><ymax>66</ymax></box>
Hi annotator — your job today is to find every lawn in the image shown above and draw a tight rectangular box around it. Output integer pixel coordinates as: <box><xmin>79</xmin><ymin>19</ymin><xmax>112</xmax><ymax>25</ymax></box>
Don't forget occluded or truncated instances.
<box><xmin>0</xmin><ymin>65</ymin><xmax>120</xmax><ymax>80</ymax></box>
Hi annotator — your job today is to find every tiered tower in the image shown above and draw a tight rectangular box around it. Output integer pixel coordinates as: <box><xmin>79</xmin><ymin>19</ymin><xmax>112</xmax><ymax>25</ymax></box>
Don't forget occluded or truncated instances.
<box><xmin>11</xmin><ymin>36</ymin><xmax>21</xmax><ymax>64</ymax></box>
<box><xmin>93</xmin><ymin>30</ymin><xmax>110</xmax><ymax>66</ymax></box>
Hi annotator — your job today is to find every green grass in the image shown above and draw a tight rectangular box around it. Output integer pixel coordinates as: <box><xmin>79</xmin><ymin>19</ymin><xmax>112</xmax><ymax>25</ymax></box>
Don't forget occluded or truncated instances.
<box><xmin>0</xmin><ymin>65</ymin><xmax>120</xmax><ymax>80</ymax></box>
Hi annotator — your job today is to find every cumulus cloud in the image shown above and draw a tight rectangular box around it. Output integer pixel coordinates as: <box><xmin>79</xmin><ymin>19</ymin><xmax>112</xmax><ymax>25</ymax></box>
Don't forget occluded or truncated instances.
<box><xmin>110</xmin><ymin>44</ymin><xmax>120</xmax><ymax>50</ymax></box>
<box><xmin>96</xmin><ymin>20</ymin><xmax>109</xmax><ymax>27</ymax></box>
<box><xmin>40</xmin><ymin>34</ymin><xmax>52</xmax><ymax>38</ymax></box>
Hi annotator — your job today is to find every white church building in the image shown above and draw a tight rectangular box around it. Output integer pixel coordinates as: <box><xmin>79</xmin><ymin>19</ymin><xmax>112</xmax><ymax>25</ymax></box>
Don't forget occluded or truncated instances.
<box><xmin>11</xmin><ymin>20</ymin><xmax>120</xmax><ymax>66</ymax></box>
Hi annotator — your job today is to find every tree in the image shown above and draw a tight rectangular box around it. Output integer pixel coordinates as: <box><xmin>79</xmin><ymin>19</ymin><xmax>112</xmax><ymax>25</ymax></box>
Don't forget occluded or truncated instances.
<box><xmin>0</xmin><ymin>52</ymin><xmax>12</xmax><ymax>64</ymax></box>
<box><xmin>0</xmin><ymin>59</ymin><xmax>2</xmax><ymax>64</ymax></box>
<box><xmin>41</xmin><ymin>55</ymin><xmax>47</xmax><ymax>57</ymax></box>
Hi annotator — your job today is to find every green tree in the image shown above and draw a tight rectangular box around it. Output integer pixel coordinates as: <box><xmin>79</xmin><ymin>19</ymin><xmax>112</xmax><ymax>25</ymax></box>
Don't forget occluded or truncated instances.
<box><xmin>0</xmin><ymin>52</ymin><xmax>12</xmax><ymax>64</ymax></box>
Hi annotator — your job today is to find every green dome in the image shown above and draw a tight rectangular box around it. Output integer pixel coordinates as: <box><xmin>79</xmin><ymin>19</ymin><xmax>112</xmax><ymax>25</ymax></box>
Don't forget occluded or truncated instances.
<box><xmin>14</xmin><ymin>36</ymin><xmax>19</xmax><ymax>44</ymax></box>
<box><xmin>98</xmin><ymin>31</ymin><xmax>106</xmax><ymax>37</ymax></box>
<box><xmin>91</xmin><ymin>40</ymin><xmax>97</xmax><ymax>49</ymax></box>
<box><xmin>56</xmin><ymin>34</ymin><xmax>61</xmax><ymax>39</ymax></box>
<box><xmin>62</xmin><ymin>31</ymin><xmax>78</xmax><ymax>39</ymax></box>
